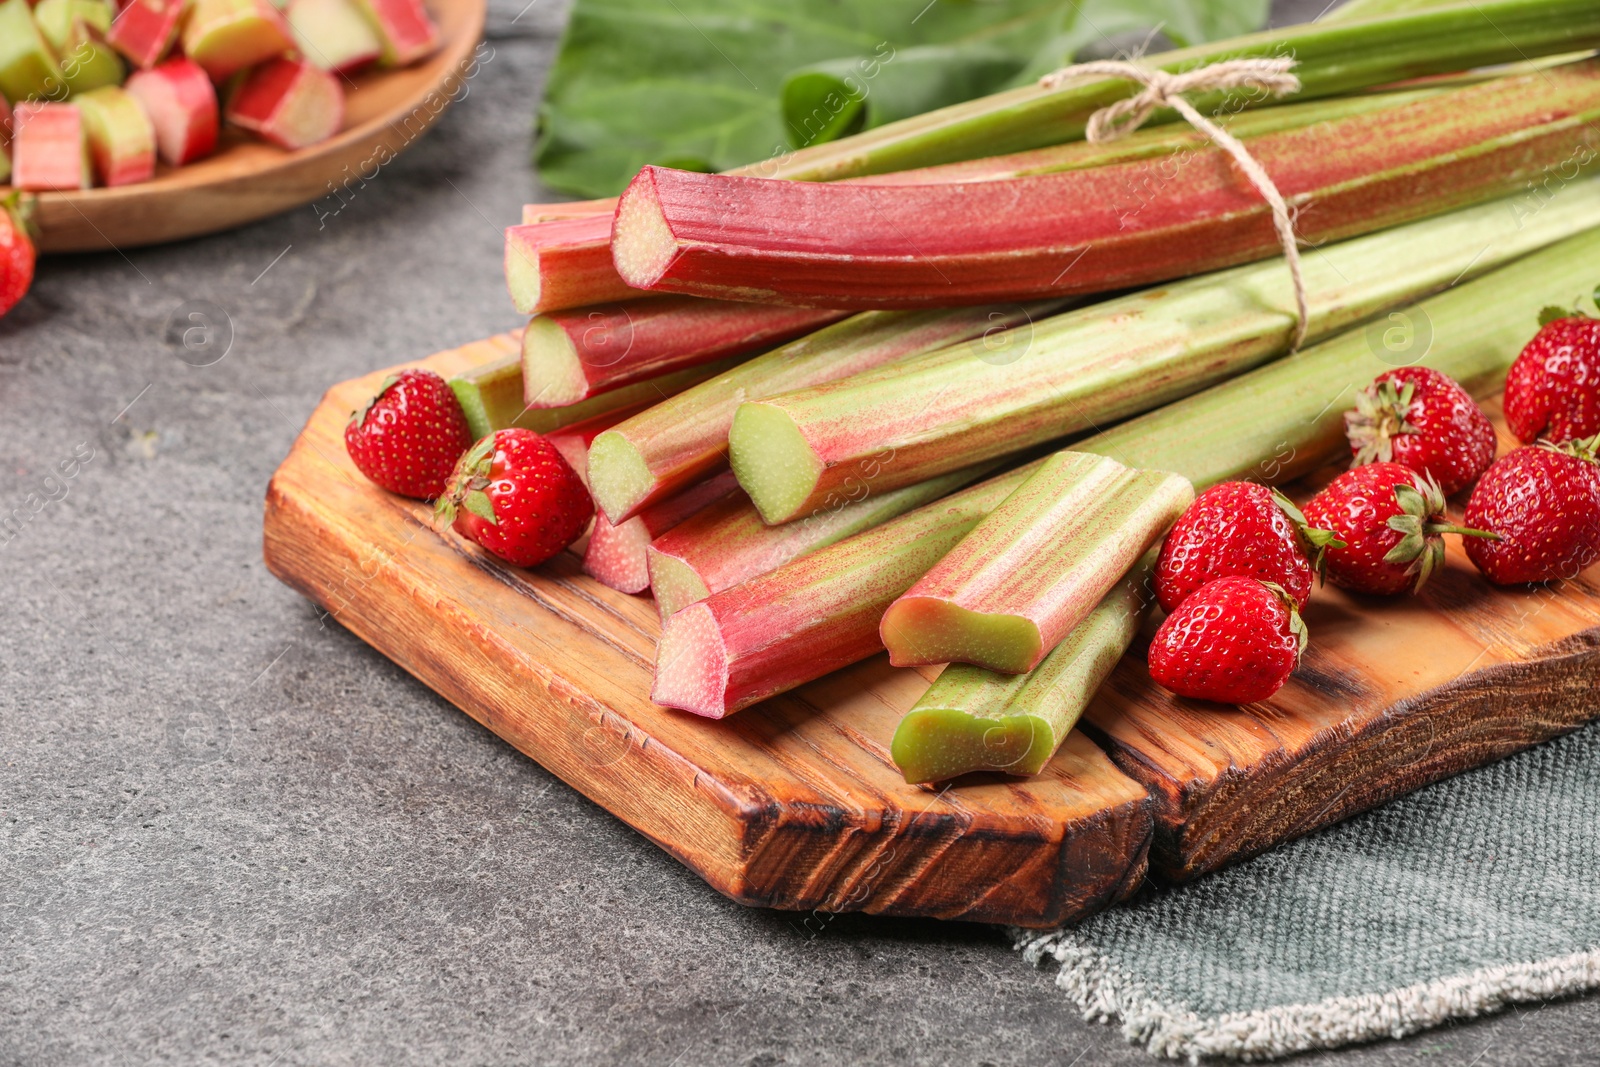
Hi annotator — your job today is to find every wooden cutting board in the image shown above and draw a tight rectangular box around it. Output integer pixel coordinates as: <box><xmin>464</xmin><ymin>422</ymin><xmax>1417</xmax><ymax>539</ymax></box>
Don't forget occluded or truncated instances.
<box><xmin>263</xmin><ymin>334</ymin><xmax>1600</xmax><ymax>928</ymax></box>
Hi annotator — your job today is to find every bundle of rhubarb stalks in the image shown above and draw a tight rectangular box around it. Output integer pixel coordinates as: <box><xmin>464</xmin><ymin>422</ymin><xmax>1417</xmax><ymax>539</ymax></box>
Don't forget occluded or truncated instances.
<box><xmin>0</xmin><ymin>0</ymin><xmax>440</xmax><ymax>191</ymax></box>
<box><xmin>344</xmin><ymin>0</ymin><xmax>1600</xmax><ymax>786</ymax></box>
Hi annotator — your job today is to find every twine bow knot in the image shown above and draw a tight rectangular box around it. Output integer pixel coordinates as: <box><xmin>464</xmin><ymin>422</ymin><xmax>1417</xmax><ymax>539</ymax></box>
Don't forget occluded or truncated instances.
<box><xmin>1040</xmin><ymin>57</ymin><xmax>1310</xmax><ymax>348</ymax></box>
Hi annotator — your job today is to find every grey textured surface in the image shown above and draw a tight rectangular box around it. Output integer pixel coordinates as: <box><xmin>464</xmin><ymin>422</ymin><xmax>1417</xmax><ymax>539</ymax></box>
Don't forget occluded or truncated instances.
<box><xmin>4</xmin><ymin>0</ymin><xmax>1599</xmax><ymax>1064</ymax></box>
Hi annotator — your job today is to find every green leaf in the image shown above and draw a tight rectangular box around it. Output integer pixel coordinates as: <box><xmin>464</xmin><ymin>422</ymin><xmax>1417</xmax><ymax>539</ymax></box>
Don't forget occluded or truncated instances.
<box><xmin>1539</xmin><ymin>304</ymin><xmax>1574</xmax><ymax>327</ymax></box>
<box><xmin>535</xmin><ymin>0</ymin><xmax>1270</xmax><ymax>198</ymax></box>
<box><xmin>462</xmin><ymin>490</ymin><xmax>499</xmax><ymax>525</ymax></box>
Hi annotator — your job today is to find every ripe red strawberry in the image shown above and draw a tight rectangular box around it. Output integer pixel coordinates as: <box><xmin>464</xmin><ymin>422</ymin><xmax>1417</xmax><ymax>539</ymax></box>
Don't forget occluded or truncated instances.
<box><xmin>1504</xmin><ymin>310</ymin><xmax>1600</xmax><ymax>445</ymax></box>
<box><xmin>1463</xmin><ymin>437</ymin><xmax>1600</xmax><ymax>585</ymax></box>
<box><xmin>344</xmin><ymin>368</ymin><xmax>473</xmax><ymax>499</ymax></box>
<box><xmin>1154</xmin><ymin>481</ymin><xmax>1341</xmax><ymax>612</ymax></box>
<box><xmin>1344</xmin><ymin>366</ymin><xmax>1496</xmax><ymax>494</ymax></box>
<box><xmin>0</xmin><ymin>192</ymin><xmax>37</xmax><ymax>318</ymax></box>
<box><xmin>436</xmin><ymin>429</ymin><xmax>593</xmax><ymax>568</ymax></box>
<box><xmin>1147</xmin><ymin>577</ymin><xmax>1306</xmax><ymax>704</ymax></box>
<box><xmin>1301</xmin><ymin>462</ymin><xmax>1492</xmax><ymax>595</ymax></box>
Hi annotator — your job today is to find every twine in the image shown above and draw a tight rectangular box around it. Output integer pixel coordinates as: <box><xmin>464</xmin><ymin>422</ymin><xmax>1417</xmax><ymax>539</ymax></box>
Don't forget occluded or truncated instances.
<box><xmin>1041</xmin><ymin>57</ymin><xmax>1309</xmax><ymax>349</ymax></box>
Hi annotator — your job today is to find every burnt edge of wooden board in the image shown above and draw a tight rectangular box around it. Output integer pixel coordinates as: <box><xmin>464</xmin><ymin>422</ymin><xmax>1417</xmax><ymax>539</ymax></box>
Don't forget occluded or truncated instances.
<box><xmin>1085</xmin><ymin>628</ymin><xmax>1600</xmax><ymax>882</ymax></box>
<box><xmin>262</xmin><ymin>431</ymin><xmax>1155</xmax><ymax>928</ymax></box>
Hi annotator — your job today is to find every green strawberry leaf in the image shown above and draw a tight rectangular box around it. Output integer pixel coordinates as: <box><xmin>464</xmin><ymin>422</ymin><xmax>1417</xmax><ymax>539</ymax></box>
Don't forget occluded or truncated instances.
<box><xmin>1539</xmin><ymin>304</ymin><xmax>1577</xmax><ymax>327</ymax></box>
<box><xmin>462</xmin><ymin>489</ymin><xmax>499</xmax><ymax>525</ymax></box>
<box><xmin>534</xmin><ymin>0</ymin><xmax>1269</xmax><ymax>198</ymax></box>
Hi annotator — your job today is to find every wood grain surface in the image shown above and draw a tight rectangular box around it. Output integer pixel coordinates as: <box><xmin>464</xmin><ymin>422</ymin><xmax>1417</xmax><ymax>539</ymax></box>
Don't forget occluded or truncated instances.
<box><xmin>264</xmin><ymin>340</ymin><xmax>1600</xmax><ymax>927</ymax></box>
<box><xmin>9</xmin><ymin>0</ymin><xmax>486</xmax><ymax>253</ymax></box>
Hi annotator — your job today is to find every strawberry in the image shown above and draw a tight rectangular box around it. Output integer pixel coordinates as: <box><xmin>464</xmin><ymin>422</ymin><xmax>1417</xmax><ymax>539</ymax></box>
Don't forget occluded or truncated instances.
<box><xmin>1147</xmin><ymin>577</ymin><xmax>1306</xmax><ymax>704</ymax></box>
<box><xmin>1154</xmin><ymin>481</ymin><xmax>1341</xmax><ymax>612</ymax></box>
<box><xmin>1504</xmin><ymin>306</ymin><xmax>1600</xmax><ymax>445</ymax></box>
<box><xmin>344</xmin><ymin>368</ymin><xmax>473</xmax><ymax>499</ymax></box>
<box><xmin>0</xmin><ymin>192</ymin><xmax>37</xmax><ymax>319</ymax></box>
<box><xmin>1463</xmin><ymin>436</ymin><xmax>1600</xmax><ymax>585</ymax></box>
<box><xmin>436</xmin><ymin>429</ymin><xmax>593</xmax><ymax>568</ymax></box>
<box><xmin>1301</xmin><ymin>462</ymin><xmax>1493</xmax><ymax>595</ymax></box>
<box><xmin>1344</xmin><ymin>366</ymin><xmax>1496</xmax><ymax>495</ymax></box>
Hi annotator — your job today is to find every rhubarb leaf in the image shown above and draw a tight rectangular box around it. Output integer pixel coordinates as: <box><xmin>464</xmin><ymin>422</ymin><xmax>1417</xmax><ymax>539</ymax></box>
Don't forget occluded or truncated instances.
<box><xmin>535</xmin><ymin>0</ymin><xmax>1269</xmax><ymax>198</ymax></box>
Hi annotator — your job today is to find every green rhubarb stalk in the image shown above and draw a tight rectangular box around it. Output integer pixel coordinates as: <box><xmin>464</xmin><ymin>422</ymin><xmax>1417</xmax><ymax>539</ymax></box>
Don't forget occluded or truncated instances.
<box><xmin>652</xmin><ymin>460</ymin><xmax>1042</xmax><ymax>719</ymax></box>
<box><xmin>879</xmin><ymin>453</ymin><xmax>1191</xmax><ymax>674</ymax></box>
<box><xmin>652</xmin><ymin>224</ymin><xmax>1600</xmax><ymax>719</ymax></box>
<box><xmin>1077</xmin><ymin>227</ymin><xmax>1600</xmax><ymax>489</ymax></box>
<box><xmin>728</xmin><ymin>181</ymin><xmax>1600</xmax><ymax>523</ymax></box>
<box><xmin>756</xmin><ymin>0</ymin><xmax>1600</xmax><ymax>182</ymax></box>
<box><xmin>586</xmin><ymin>303</ymin><xmax>1062</xmax><ymax>524</ymax></box>
<box><xmin>891</xmin><ymin>558</ymin><xmax>1155</xmax><ymax>785</ymax></box>
<box><xmin>448</xmin><ymin>349</ymin><xmax>744</xmax><ymax>443</ymax></box>
<box><xmin>646</xmin><ymin>462</ymin><xmax>999</xmax><ymax>619</ymax></box>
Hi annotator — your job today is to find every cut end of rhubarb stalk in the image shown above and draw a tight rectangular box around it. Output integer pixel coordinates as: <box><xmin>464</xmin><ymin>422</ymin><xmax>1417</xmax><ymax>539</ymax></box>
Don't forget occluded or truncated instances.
<box><xmin>503</xmin><ymin>226</ymin><xmax>544</xmax><ymax>315</ymax></box>
<box><xmin>881</xmin><ymin>598</ymin><xmax>1042</xmax><ymax>675</ymax></box>
<box><xmin>652</xmin><ymin>602</ymin><xmax>731</xmax><ymax>718</ymax></box>
<box><xmin>728</xmin><ymin>401</ymin><xmax>824</xmax><ymax>524</ymax></box>
<box><xmin>611</xmin><ymin>168</ymin><xmax>678</xmax><ymax>291</ymax></box>
<box><xmin>586</xmin><ymin>429</ymin><xmax>656</xmax><ymax>525</ymax></box>
<box><xmin>583</xmin><ymin>515</ymin><xmax>653</xmax><ymax>593</ymax></box>
<box><xmin>890</xmin><ymin>708</ymin><xmax>1056</xmax><ymax>784</ymax></box>
<box><xmin>646</xmin><ymin>546</ymin><xmax>712</xmax><ymax>619</ymax></box>
<box><xmin>521</xmin><ymin>315</ymin><xmax>591</xmax><ymax>409</ymax></box>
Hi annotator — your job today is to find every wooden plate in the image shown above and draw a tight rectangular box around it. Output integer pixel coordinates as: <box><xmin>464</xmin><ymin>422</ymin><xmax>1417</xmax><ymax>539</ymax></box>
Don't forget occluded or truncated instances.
<box><xmin>11</xmin><ymin>0</ymin><xmax>487</xmax><ymax>253</ymax></box>
<box><xmin>264</xmin><ymin>336</ymin><xmax>1600</xmax><ymax>928</ymax></box>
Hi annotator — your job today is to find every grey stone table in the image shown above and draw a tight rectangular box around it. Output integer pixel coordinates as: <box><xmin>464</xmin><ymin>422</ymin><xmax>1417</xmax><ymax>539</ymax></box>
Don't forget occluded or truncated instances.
<box><xmin>4</xmin><ymin>2</ymin><xmax>1597</xmax><ymax>1063</ymax></box>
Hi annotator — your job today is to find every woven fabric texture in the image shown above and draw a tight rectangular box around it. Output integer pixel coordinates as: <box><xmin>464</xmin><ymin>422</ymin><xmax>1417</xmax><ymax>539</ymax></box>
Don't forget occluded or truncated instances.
<box><xmin>1016</xmin><ymin>722</ymin><xmax>1600</xmax><ymax>1060</ymax></box>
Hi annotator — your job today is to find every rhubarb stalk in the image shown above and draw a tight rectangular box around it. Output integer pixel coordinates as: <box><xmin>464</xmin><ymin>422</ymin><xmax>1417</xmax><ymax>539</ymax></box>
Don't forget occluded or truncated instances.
<box><xmin>523</xmin><ymin>298</ymin><xmax>847</xmax><ymax>408</ymax></box>
<box><xmin>890</xmin><ymin>560</ymin><xmax>1155</xmax><ymax>784</ymax></box>
<box><xmin>652</xmin><ymin>461</ymin><xmax>1041</xmax><ymax>718</ymax></box>
<box><xmin>727</xmin><ymin>182</ymin><xmax>1600</xmax><ymax>523</ymax></box>
<box><xmin>653</xmin><ymin>224</ymin><xmax>1600</xmax><ymax>718</ymax></box>
<box><xmin>647</xmin><ymin>462</ymin><xmax>999</xmax><ymax>619</ymax></box>
<box><xmin>880</xmin><ymin>453</ymin><xmax>1191</xmax><ymax>673</ymax></box>
<box><xmin>612</xmin><ymin>61</ymin><xmax>1600</xmax><ymax>307</ymax></box>
<box><xmin>583</xmin><ymin>471</ymin><xmax>742</xmax><ymax>594</ymax></box>
<box><xmin>586</xmin><ymin>303</ymin><xmax>1062</xmax><ymax>524</ymax></box>
<box><xmin>447</xmin><ymin>339</ymin><xmax>744</xmax><ymax>442</ymax></box>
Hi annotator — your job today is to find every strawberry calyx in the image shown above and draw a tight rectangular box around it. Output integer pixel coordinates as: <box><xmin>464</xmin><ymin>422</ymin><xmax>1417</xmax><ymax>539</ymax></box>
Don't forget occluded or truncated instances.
<box><xmin>1536</xmin><ymin>285</ymin><xmax>1598</xmax><ymax>327</ymax></box>
<box><xmin>1345</xmin><ymin>378</ymin><xmax>1419</xmax><ymax>466</ymax></box>
<box><xmin>1260</xmin><ymin>580</ymin><xmax>1309</xmax><ymax>659</ymax></box>
<box><xmin>2</xmin><ymin>191</ymin><xmax>37</xmax><ymax>244</ymax></box>
<box><xmin>1381</xmin><ymin>473</ymin><xmax>1496</xmax><ymax>591</ymax></box>
<box><xmin>349</xmin><ymin>373</ymin><xmax>401</xmax><ymax>430</ymax></box>
<box><xmin>1538</xmin><ymin>432</ymin><xmax>1600</xmax><ymax>466</ymax></box>
<box><xmin>434</xmin><ymin>435</ymin><xmax>498</xmax><ymax>529</ymax></box>
<box><xmin>1271</xmin><ymin>488</ymin><xmax>1346</xmax><ymax>581</ymax></box>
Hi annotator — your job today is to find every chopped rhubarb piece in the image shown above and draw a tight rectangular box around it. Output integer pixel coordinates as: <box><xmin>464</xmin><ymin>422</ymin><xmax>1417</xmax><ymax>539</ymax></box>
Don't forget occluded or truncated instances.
<box><xmin>181</xmin><ymin>0</ymin><xmax>296</xmax><ymax>81</ymax></box>
<box><xmin>646</xmin><ymin>463</ymin><xmax>997</xmax><ymax>620</ymax></box>
<box><xmin>0</xmin><ymin>0</ymin><xmax>64</xmax><ymax>101</ymax></box>
<box><xmin>879</xmin><ymin>452</ymin><xmax>1192</xmax><ymax>674</ymax></box>
<box><xmin>34</xmin><ymin>0</ymin><xmax>124</xmax><ymax>96</ymax></box>
<box><xmin>651</xmin><ymin>461</ymin><xmax>1041</xmax><ymax>719</ymax></box>
<box><xmin>611</xmin><ymin>63</ymin><xmax>1600</xmax><ymax>307</ymax></box>
<box><xmin>351</xmin><ymin>0</ymin><xmax>437</xmax><ymax>67</ymax></box>
<box><xmin>287</xmin><ymin>0</ymin><xmax>382</xmax><ymax>73</ymax></box>
<box><xmin>540</xmin><ymin>400</ymin><xmax>653</xmax><ymax>487</ymax></box>
<box><xmin>447</xmin><ymin>347</ymin><xmax>744</xmax><ymax>443</ymax></box>
<box><xmin>585</xmin><ymin>304</ymin><xmax>1057</xmax><ymax>525</ymax></box>
<box><xmin>583</xmin><ymin>471</ymin><xmax>741</xmax><ymax>594</ymax></box>
<box><xmin>104</xmin><ymin>0</ymin><xmax>182</xmax><ymax>69</ymax></box>
<box><xmin>504</xmin><ymin>216</ymin><xmax>641</xmax><ymax>315</ymax></box>
<box><xmin>891</xmin><ymin>560</ymin><xmax>1154</xmax><ymax>785</ymax></box>
<box><xmin>125</xmin><ymin>58</ymin><xmax>219</xmax><ymax>166</ymax></box>
<box><xmin>11</xmin><ymin>103</ymin><xmax>90</xmax><ymax>191</ymax></box>
<box><xmin>74</xmin><ymin>85</ymin><xmax>156</xmax><ymax>187</ymax></box>
<box><xmin>523</xmin><ymin>298</ymin><xmax>846</xmax><ymax>409</ymax></box>
<box><xmin>226</xmin><ymin>58</ymin><xmax>343</xmax><ymax>150</ymax></box>
<box><xmin>725</xmin><ymin>188</ymin><xmax>1600</xmax><ymax>524</ymax></box>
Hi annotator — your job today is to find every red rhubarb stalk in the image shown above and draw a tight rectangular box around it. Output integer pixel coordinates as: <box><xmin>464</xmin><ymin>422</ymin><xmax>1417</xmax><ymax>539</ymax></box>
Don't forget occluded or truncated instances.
<box><xmin>11</xmin><ymin>104</ymin><xmax>89</xmax><ymax>192</ymax></box>
<box><xmin>505</xmin><ymin>215</ymin><xmax>643</xmax><ymax>315</ymax></box>
<box><xmin>583</xmin><ymin>471</ymin><xmax>742</xmax><ymax>594</ymax></box>
<box><xmin>523</xmin><ymin>298</ymin><xmax>847</xmax><ymax>408</ymax></box>
<box><xmin>586</xmin><ymin>303</ymin><xmax>1060</xmax><ymax>524</ymax></box>
<box><xmin>125</xmin><ymin>58</ymin><xmax>219</xmax><ymax>167</ymax></box>
<box><xmin>646</xmin><ymin>463</ymin><xmax>998</xmax><ymax>619</ymax></box>
<box><xmin>652</xmin><ymin>462</ymin><xmax>1039</xmax><ymax>718</ymax></box>
<box><xmin>879</xmin><ymin>452</ymin><xmax>1192</xmax><ymax>673</ymax></box>
<box><xmin>542</xmin><ymin>401</ymin><xmax>654</xmax><ymax>487</ymax></box>
<box><xmin>611</xmin><ymin>62</ymin><xmax>1600</xmax><ymax>307</ymax></box>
